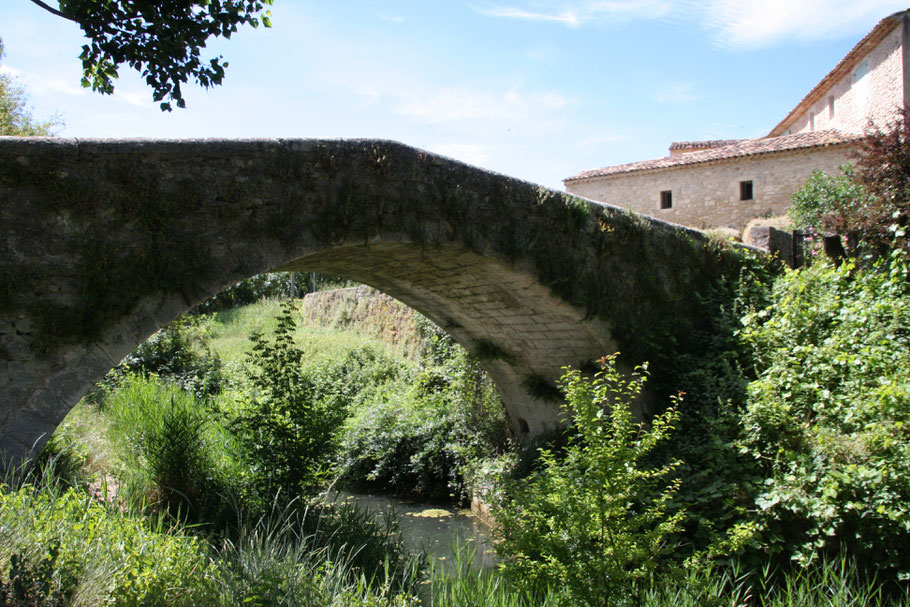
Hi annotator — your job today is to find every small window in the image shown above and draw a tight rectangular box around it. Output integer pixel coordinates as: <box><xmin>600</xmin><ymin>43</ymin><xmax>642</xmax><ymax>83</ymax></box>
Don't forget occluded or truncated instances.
<box><xmin>740</xmin><ymin>180</ymin><xmax>753</xmax><ymax>201</ymax></box>
<box><xmin>828</xmin><ymin>95</ymin><xmax>835</xmax><ymax>118</ymax></box>
<box><xmin>809</xmin><ymin>112</ymin><xmax>815</xmax><ymax>131</ymax></box>
<box><xmin>660</xmin><ymin>190</ymin><xmax>672</xmax><ymax>209</ymax></box>
<box><xmin>854</xmin><ymin>60</ymin><xmax>870</xmax><ymax>108</ymax></box>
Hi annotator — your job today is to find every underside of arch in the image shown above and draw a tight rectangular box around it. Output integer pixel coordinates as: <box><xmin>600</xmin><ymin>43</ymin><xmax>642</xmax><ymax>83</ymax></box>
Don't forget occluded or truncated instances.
<box><xmin>0</xmin><ymin>137</ymin><xmax>764</xmax><ymax>467</ymax></box>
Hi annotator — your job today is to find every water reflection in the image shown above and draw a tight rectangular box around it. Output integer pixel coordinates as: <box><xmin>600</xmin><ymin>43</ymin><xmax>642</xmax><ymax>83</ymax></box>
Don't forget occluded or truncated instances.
<box><xmin>328</xmin><ymin>492</ymin><xmax>498</xmax><ymax>571</ymax></box>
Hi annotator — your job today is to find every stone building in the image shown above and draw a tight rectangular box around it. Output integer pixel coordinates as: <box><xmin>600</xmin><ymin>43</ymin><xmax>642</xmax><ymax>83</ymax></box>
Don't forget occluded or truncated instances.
<box><xmin>564</xmin><ymin>9</ymin><xmax>910</xmax><ymax>233</ymax></box>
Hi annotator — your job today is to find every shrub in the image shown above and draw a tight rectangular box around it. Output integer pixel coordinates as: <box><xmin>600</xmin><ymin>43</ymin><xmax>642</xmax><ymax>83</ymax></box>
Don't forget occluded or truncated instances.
<box><xmin>790</xmin><ymin>107</ymin><xmax>910</xmax><ymax>256</ymax></box>
<box><xmin>493</xmin><ymin>355</ymin><xmax>684</xmax><ymax>607</ymax></box>
<box><xmin>337</xmin><ymin>387</ymin><xmax>464</xmax><ymax>500</ymax></box>
<box><xmin>335</xmin><ymin>344</ymin><xmax>511</xmax><ymax>501</ymax></box>
<box><xmin>121</xmin><ymin>314</ymin><xmax>224</xmax><ymax>398</ymax></box>
<box><xmin>853</xmin><ymin>106</ymin><xmax>910</xmax><ymax>251</ymax></box>
<box><xmin>738</xmin><ymin>250</ymin><xmax>910</xmax><ymax>576</ymax></box>
<box><xmin>789</xmin><ymin>165</ymin><xmax>872</xmax><ymax>255</ymax></box>
<box><xmin>234</xmin><ymin>301</ymin><xmax>346</xmax><ymax>498</ymax></box>
<box><xmin>0</xmin><ymin>483</ymin><xmax>215</xmax><ymax>605</ymax></box>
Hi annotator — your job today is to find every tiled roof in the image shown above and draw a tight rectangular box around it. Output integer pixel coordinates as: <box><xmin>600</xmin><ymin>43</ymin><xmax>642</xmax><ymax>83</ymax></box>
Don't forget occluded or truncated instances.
<box><xmin>563</xmin><ymin>130</ymin><xmax>862</xmax><ymax>182</ymax></box>
<box><xmin>768</xmin><ymin>10</ymin><xmax>906</xmax><ymax>137</ymax></box>
<box><xmin>669</xmin><ymin>139</ymin><xmax>744</xmax><ymax>152</ymax></box>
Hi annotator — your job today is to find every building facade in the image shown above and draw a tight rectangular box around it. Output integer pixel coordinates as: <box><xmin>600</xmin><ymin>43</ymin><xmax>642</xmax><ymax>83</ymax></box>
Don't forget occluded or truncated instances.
<box><xmin>564</xmin><ymin>10</ymin><xmax>910</xmax><ymax>233</ymax></box>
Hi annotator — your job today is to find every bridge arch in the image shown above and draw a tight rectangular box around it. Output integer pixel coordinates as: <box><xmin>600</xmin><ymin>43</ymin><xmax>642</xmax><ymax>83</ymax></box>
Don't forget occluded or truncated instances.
<box><xmin>0</xmin><ymin>138</ymin><xmax>761</xmax><ymax>466</ymax></box>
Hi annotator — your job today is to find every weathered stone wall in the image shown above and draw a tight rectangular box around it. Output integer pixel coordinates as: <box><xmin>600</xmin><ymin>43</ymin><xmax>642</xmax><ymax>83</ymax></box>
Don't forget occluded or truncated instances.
<box><xmin>565</xmin><ymin>145</ymin><xmax>852</xmax><ymax>231</ymax></box>
<box><xmin>0</xmin><ymin>137</ymin><xmax>766</xmax><ymax>468</ymax></box>
<box><xmin>784</xmin><ymin>23</ymin><xmax>904</xmax><ymax>136</ymax></box>
<box><xmin>302</xmin><ymin>286</ymin><xmax>423</xmax><ymax>358</ymax></box>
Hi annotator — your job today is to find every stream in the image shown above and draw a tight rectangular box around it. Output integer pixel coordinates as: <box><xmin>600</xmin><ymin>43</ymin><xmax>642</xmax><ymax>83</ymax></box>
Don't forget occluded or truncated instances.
<box><xmin>327</xmin><ymin>492</ymin><xmax>498</xmax><ymax>572</ymax></box>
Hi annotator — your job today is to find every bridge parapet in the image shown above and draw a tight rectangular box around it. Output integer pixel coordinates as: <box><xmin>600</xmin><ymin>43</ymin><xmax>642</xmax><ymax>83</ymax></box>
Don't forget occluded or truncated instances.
<box><xmin>0</xmin><ymin>137</ymin><xmax>768</xmax><ymax>467</ymax></box>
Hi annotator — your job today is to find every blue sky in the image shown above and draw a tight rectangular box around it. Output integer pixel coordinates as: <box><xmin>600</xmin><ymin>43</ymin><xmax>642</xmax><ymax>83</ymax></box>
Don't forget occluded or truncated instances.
<box><xmin>1</xmin><ymin>1</ymin><xmax>907</xmax><ymax>189</ymax></box>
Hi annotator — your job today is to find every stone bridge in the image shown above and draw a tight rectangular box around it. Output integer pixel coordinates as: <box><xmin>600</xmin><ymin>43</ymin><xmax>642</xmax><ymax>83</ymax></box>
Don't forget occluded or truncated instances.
<box><xmin>0</xmin><ymin>138</ymin><xmax>763</xmax><ymax>467</ymax></box>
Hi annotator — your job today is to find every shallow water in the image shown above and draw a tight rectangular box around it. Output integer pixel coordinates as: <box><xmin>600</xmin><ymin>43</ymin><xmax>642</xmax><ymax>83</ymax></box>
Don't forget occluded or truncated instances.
<box><xmin>328</xmin><ymin>491</ymin><xmax>498</xmax><ymax>571</ymax></box>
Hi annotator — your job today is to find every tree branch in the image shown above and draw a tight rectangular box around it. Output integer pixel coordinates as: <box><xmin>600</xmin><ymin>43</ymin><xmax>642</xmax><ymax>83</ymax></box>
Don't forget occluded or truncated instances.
<box><xmin>29</xmin><ymin>0</ymin><xmax>76</xmax><ymax>22</ymax></box>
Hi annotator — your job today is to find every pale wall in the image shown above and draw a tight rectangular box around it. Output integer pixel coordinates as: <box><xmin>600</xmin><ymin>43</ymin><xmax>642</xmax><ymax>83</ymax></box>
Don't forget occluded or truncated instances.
<box><xmin>565</xmin><ymin>146</ymin><xmax>853</xmax><ymax>231</ymax></box>
<box><xmin>785</xmin><ymin>24</ymin><xmax>904</xmax><ymax>135</ymax></box>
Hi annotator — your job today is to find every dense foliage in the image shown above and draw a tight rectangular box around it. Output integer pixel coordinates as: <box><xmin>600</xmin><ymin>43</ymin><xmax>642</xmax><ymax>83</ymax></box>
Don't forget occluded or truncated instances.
<box><xmin>494</xmin><ymin>356</ymin><xmax>684</xmax><ymax>607</ymax></box>
<box><xmin>789</xmin><ymin>165</ymin><xmax>872</xmax><ymax>255</ymax></box>
<box><xmin>853</xmin><ymin>107</ymin><xmax>910</xmax><ymax>248</ymax></box>
<box><xmin>120</xmin><ymin>314</ymin><xmax>224</xmax><ymax>397</ymax></box>
<box><xmin>0</xmin><ymin>482</ymin><xmax>213</xmax><ymax>606</ymax></box>
<box><xmin>738</xmin><ymin>249</ymin><xmax>910</xmax><ymax>574</ymax></box>
<box><xmin>790</xmin><ymin>106</ymin><xmax>910</xmax><ymax>256</ymax></box>
<box><xmin>33</xmin><ymin>0</ymin><xmax>273</xmax><ymax>110</ymax></box>
<box><xmin>234</xmin><ymin>301</ymin><xmax>347</xmax><ymax>497</ymax></box>
<box><xmin>337</xmin><ymin>323</ymin><xmax>512</xmax><ymax>501</ymax></box>
<box><xmin>0</xmin><ymin>476</ymin><xmax>428</xmax><ymax>606</ymax></box>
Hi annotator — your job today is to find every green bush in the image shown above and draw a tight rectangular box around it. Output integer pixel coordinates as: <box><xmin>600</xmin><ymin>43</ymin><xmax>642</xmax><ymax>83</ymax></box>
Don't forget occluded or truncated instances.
<box><xmin>738</xmin><ymin>250</ymin><xmax>910</xmax><ymax>575</ymax></box>
<box><xmin>337</xmin><ymin>387</ymin><xmax>464</xmax><ymax>500</ymax></box>
<box><xmin>0</xmin><ymin>483</ymin><xmax>214</xmax><ymax>606</ymax></box>
<box><xmin>789</xmin><ymin>165</ymin><xmax>871</xmax><ymax>252</ymax></box>
<box><xmin>335</xmin><ymin>344</ymin><xmax>511</xmax><ymax>501</ymax></box>
<box><xmin>493</xmin><ymin>355</ymin><xmax>684</xmax><ymax>607</ymax></box>
<box><xmin>234</xmin><ymin>301</ymin><xmax>346</xmax><ymax>498</ymax></box>
<box><xmin>307</xmin><ymin>343</ymin><xmax>410</xmax><ymax>415</ymax></box>
<box><xmin>789</xmin><ymin>111</ymin><xmax>910</xmax><ymax>256</ymax></box>
<box><xmin>121</xmin><ymin>314</ymin><xmax>224</xmax><ymax>398</ymax></box>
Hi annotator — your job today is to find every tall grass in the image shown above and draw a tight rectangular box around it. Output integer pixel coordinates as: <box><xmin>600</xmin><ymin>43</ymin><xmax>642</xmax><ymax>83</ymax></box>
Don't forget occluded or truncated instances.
<box><xmin>103</xmin><ymin>375</ymin><xmax>218</xmax><ymax>517</ymax></box>
<box><xmin>633</xmin><ymin>558</ymin><xmax>908</xmax><ymax>607</ymax></box>
<box><xmin>210</xmin><ymin>500</ymin><xmax>424</xmax><ymax>606</ymax></box>
<box><xmin>427</xmin><ymin>543</ymin><xmax>560</xmax><ymax>607</ymax></box>
<box><xmin>0</xmin><ymin>475</ymin><xmax>214</xmax><ymax>606</ymax></box>
<box><xmin>4</xmin><ymin>461</ymin><xmax>907</xmax><ymax>607</ymax></box>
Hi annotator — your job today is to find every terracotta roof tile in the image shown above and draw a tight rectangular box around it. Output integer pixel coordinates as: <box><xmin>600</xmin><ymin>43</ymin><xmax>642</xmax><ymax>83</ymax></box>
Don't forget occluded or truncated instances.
<box><xmin>669</xmin><ymin>139</ymin><xmax>744</xmax><ymax>151</ymax></box>
<box><xmin>564</xmin><ymin>130</ymin><xmax>862</xmax><ymax>183</ymax></box>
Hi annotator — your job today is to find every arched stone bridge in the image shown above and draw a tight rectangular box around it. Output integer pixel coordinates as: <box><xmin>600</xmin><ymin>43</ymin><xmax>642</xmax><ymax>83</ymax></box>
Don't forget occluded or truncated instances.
<box><xmin>0</xmin><ymin>138</ymin><xmax>763</xmax><ymax>467</ymax></box>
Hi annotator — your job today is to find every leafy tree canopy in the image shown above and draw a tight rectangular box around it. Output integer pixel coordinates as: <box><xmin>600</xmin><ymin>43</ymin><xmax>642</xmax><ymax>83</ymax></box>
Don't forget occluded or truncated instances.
<box><xmin>0</xmin><ymin>38</ymin><xmax>59</xmax><ymax>135</ymax></box>
<box><xmin>29</xmin><ymin>0</ymin><xmax>273</xmax><ymax>111</ymax></box>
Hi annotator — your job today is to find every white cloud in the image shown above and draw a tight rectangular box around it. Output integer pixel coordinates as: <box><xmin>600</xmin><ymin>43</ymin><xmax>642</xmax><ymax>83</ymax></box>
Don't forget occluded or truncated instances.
<box><xmin>475</xmin><ymin>6</ymin><xmax>582</xmax><ymax>26</ymax></box>
<box><xmin>429</xmin><ymin>143</ymin><xmax>491</xmax><ymax>165</ymax></box>
<box><xmin>473</xmin><ymin>1</ymin><xmax>675</xmax><ymax>27</ymax></box>
<box><xmin>11</xmin><ymin>70</ymin><xmax>87</xmax><ymax>98</ymax></box>
<box><xmin>393</xmin><ymin>84</ymin><xmax>572</xmax><ymax>123</ymax></box>
<box><xmin>571</xmin><ymin>133</ymin><xmax>630</xmax><ymax>149</ymax></box>
<box><xmin>474</xmin><ymin>0</ymin><xmax>909</xmax><ymax>48</ymax></box>
<box><xmin>653</xmin><ymin>82</ymin><xmax>697</xmax><ymax>104</ymax></box>
<box><xmin>115</xmin><ymin>90</ymin><xmax>153</xmax><ymax>109</ymax></box>
<box><xmin>697</xmin><ymin>0</ymin><xmax>907</xmax><ymax>48</ymax></box>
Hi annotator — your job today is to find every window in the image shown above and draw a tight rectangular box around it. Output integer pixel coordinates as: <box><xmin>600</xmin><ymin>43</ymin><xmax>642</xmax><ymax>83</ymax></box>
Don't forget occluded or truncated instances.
<box><xmin>809</xmin><ymin>112</ymin><xmax>816</xmax><ymax>131</ymax></box>
<box><xmin>854</xmin><ymin>59</ymin><xmax>869</xmax><ymax>109</ymax></box>
<box><xmin>740</xmin><ymin>180</ymin><xmax>754</xmax><ymax>201</ymax></box>
<box><xmin>828</xmin><ymin>95</ymin><xmax>835</xmax><ymax>119</ymax></box>
<box><xmin>660</xmin><ymin>190</ymin><xmax>672</xmax><ymax>209</ymax></box>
